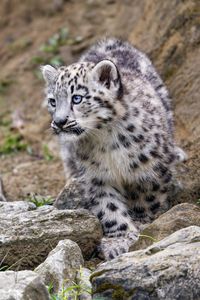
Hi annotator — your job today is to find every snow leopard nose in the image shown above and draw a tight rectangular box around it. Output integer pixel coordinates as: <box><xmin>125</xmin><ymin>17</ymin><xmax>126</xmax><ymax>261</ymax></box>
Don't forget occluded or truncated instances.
<box><xmin>54</xmin><ymin>117</ymin><xmax>68</xmax><ymax>128</ymax></box>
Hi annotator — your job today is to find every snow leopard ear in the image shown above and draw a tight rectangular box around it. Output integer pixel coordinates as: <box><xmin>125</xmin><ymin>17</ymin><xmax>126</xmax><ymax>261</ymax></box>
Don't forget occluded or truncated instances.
<box><xmin>91</xmin><ymin>59</ymin><xmax>121</xmax><ymax>90</ymax></box>
<box><xmin>41</xmin><ymin>65</ymin><xmax>58</xmax><ymax>84</ymax></box>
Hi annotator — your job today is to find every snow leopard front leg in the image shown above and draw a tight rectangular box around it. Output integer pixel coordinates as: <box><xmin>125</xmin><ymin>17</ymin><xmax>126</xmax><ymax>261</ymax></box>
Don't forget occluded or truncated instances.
<box><xmin>85</xmin><ymin>182</ymin><xmax>139</xmax><ymax>260</ymax></box>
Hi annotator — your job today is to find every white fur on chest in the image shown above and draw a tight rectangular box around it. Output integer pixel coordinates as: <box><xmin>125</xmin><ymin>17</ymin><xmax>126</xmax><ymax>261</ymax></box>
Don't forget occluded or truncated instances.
<box><xmin>80</xmin><ymin>135</ymin><xmax>153</xmax><ymax>188</ymax></box>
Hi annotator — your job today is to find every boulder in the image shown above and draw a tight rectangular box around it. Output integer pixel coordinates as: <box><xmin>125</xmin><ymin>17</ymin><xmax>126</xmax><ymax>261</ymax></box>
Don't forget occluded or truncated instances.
<box><xmin>35</xmin><ymin>239</ymin><xmax>84</xmax><ymax>294</ymax></box>
<box><xmin>54</xmin><ymin>179</ymin><xmax>84</xmax><ymax>210</ymax></box>
<box><xmin>36</xmin><ymin>239</ymin><xmax>92</xmax><ymax>299</ymax></box>
<box><xmin>0</xmin><ymin>270</ymin><xmax>49</xmax><ymax>300</ymax></box>
<box><xmin>0</xmin><ymin>201</ymin><xmax>102</xmax><ymax>269</ymax></box>
<box><xmin>0</xmin><ymin>200</ymin><xmax>36</xmax><ymax>213</ymax></box>
<box><xmin>130</xmin><ymin>203</ymin><xmax>200</xmax><ymax>251</ymax></box>
<box><xmin>77</xmin><ymin>267</ymin><xmax>92</xmax><ymax>300</ymax></box>
<box><xmin>0</xmin><ymin>177</ymin><xmax>6</xmax><ymax>202</ymax></box>
<box><xmin>91</xmin><ymin>226</ymin><xmax>200</xmax><ymax>300</ymax></box>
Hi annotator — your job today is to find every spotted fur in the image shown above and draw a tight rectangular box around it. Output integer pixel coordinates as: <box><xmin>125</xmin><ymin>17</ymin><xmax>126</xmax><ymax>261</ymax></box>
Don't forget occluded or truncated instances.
<box><xmin>41</xmin><ymin>38</ymin><xmax>186</xmax><ymax>260</ymax></box>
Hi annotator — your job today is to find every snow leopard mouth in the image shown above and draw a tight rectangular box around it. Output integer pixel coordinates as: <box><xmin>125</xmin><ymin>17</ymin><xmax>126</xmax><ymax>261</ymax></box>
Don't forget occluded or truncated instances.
<box><xmin>63</xmin><ymin>126</ymin><xmax>85</xmax><ymax>135</ymax></box>
<box><xmin>51</xmin><ymin>122</ymin><xmax>85</xmax><ymax>136</ymax></box>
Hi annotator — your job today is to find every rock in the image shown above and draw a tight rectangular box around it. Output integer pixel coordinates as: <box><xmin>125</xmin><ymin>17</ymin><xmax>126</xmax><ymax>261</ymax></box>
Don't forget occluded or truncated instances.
<box><xmin>91</xmin><ymin>226</ymin><xmax>200</xmax><ymax>300</ymax></box>
<box><xmin>0</xmin><ymin>200</ymin><xmax>36</xmax><ymax>213</ymax></box>
<box><xmin>55</xmin><ymin>179</ymin><xmax>84</xmax><ymax>209</ymax></box>
<box><xmin>0</xmin><ymin>270</ymin><xmax>50</xmax><ymax>300</ymax></box>
<box><xmin>0</xmin><ymin>177</ymin><xmax>7</xmax><ymax>202</ymax></box>
<box><xmin>130</xmin><ymin>203</ymin><xmax>200</xmax><ymax>251</ymax></box>
<box><xmin>36</xmin><ymin>240</ymin><xmax>92</xmax><ymax>299</ymax></box>
<box><xmin>0</xmin><ymin>201</ymin><xmax>102</xmax><ymax>269</ymax></box>
<box><xmin>35</xmin><ymin>239</ymin><xmax>84</xmax><ymax>294</ymax></box>
<box><xmin>77</xmin><ymin>267</ymin><xmax>92</xmax><ymax>300</ymax></box>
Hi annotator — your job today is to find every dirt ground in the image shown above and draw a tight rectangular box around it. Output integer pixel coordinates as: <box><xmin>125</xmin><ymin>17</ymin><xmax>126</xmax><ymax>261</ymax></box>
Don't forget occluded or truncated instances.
<box><xmin>0</xmin><ymin>0</ymin><xmax>199</xmax><ymax>203</ymax></box>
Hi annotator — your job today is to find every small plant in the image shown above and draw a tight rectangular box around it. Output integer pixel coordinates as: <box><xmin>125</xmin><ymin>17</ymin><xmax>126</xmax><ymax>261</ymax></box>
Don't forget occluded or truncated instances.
<box><xmin>0</xmin><ymin>265</ymin><xmax>8</xmax><ymax>271</ymax></box>
<box><xmin>32</xmin><ymin>55</ymin><xmax>64</xmax><ymax>68</ymax></box>
<box><xmin>139</xmin><ymin>234</ymin><xmax>157</xmax><ymax>242</ymax></box>
<box><xmin>49</xmin><ymin>56</ymin><xmax>64</xmax><ymax>67</ymax></box>
<box><xmin>0</xmin><ymin>251</ymin><xmax>26</xmax><ymax>271</ymax></box>
<box><xmin>27</xmin><ymin>193</ymin><xmax>54</xmax><ymax>207</ymax></box>
<box><xmin>31</xmin><ymin>56</ymin><xmax>48</xmax><ymax>65</ymax></box>
<box><xmin>0</xmin><ymin>116</ymin><xmax>29</xmax><ymax>155</ymax></box>
<box><xmin>197</xmin><ymin>199</ymin><xmax>200</xmax><ymax>205</ymax></box>
<box><xmin>31</xmin><ymin>27</ymin><xmax>83</xmax><ymax>79</ymax></box>
<box><xmin>48</xmin><ymin>266</ymin><xmax>92</xmax><ymax>300</ymax></box>
<box><xmin>43</xmin><ymin>144</ymin><xmax>54</xmax><ymax>161</ymax></box>
<box><xmin>0</xmin><ymin>133</ymin><xmax>27</xmax><ymax>155</ymax></box>
<box><xmin>0</xmin><ymin>265</ymin><xmax>9</xmax><ymax>272</ymax></box>
<box><xmin>49</xmin><ymin>283</ymin><xmax>90</xmax><ymax>300</ymax></box>
<box><xmin>40</xmin><ymin>28</ymin><xmax>69</xmax><ymax>55</ymax></box>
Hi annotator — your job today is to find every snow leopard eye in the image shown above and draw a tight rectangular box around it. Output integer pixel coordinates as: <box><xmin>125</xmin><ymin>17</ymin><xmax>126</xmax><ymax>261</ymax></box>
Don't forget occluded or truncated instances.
<box><xmin>72</xmin><ymin>95</ymin><xmax>83</xmax><ymax>105</ymax></box>
<box><xmin>48</xmin><ymin>98</ymin><xmax>56</xmax><ymax>107</ymax></box>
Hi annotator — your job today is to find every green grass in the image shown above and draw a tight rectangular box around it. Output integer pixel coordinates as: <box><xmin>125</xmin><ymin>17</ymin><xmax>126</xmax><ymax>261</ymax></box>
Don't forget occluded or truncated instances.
<box><xmin>31</xmin><ymin>27</ymin><xmax>83</xmax><ymax>80</ymax></box>
<box><xmin>31</xmin><ymin>27</ymin><xmax>69</xmax><ymax>73</ymax></box>
<box><xmin>0</xmin><ymin>132</ymin><xmax>27</xmax><ymax>155</ymax></box>
<box><xmin>27</xmin><ymin>193</ymin><xmax>54</xmax><ymax>207</ymax></box>
<box><xmin>0</xmin><ymin>115</ymin><xmax>29</xmax><ymax>155</ymax></box>
<box><xmin>139</xmin><ymin>234</ymin><xmax>158</xmax><ymax>243</ymax></box>
<box><xmin>48</xmin><ymin>281</ymin><xmax>91</xmax><ymax>300</ymax></box>
<box><xmin>0</xmin><ymin>265</ymin><xmax>8</xmax><ymax>271</ymax></box>
<box><xmin>40</xmin><ymin>28</ymin><xmax>69</xmax><ymax>55</ymax></box>
<box><xmin>0</xmin><ymin>252</ymin><xmax>27</xmax><ymax>271</ymax></box>
<box><xmin>49</xmin><ymin>284</ymin><xmax>81</xmax><ymax>300</ymax></box>
<box><xmin>47</xmin><ymin>266</ymin><xmax>93</xmax><ymax>300</ymax></box>
<box><xmin>43</xmin><ymin>144</ymin><xmax>54</xmax><ymax>161</ymax></box>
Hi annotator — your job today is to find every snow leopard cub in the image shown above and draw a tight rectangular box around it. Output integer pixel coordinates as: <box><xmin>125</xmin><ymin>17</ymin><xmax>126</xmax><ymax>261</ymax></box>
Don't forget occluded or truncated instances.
<box><xmin>41</xmin><ymin>38</ymin><xmax>186</xmax><ymax>260</ymax></box>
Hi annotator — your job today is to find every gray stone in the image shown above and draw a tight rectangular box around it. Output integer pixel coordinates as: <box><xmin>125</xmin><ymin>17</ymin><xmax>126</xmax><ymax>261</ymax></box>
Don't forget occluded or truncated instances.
<box><xmin>0</xmin><ymin>201</ymin><xmax>102</xmax><ymax>269</ymax></box>
<box><xmin>0</xmin><ymin>270</ymin><xmax>49</xmax><ymax>300</ymax></box>
<box><xmin>130</xmin><ymin>203</ymin><xmax>200</xmax><ymax>251</ymax></box>
<box><xmin>35</xmin><ymin>239</ymin><xmax>84</xmax><ymax>294</ymax></box>
<box><xmin>0</xmin><ymin>200</ymin><xmax>36</xmax><ymax>214</ymax></box>
<box><xmin>54</xmin><ymin>179</ymin><xmax>85</xmax><ymax>210</ymax></box>
<box><xmin>91</xmin><ymin>226</ymin><xmax>200</xmax><ymax>300</ymax></box>
<box><xmin>0</xmin><ymin>177</ymin><xmax>7</xmax><ymax>202</ymax></box>
<box><xmin>77</xmin><ymin>267</ymin><xmax>92</xmax><ymax>300</ymax></box>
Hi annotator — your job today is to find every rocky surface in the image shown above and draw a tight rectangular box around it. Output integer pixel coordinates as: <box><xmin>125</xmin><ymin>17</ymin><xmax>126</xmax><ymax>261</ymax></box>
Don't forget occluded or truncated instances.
<box><xmin>128</xmin><ymin>0</ymin><xmax>200</xmax><ymax>204</ymax></box>
<box><xmin>77</xmin><ymin>267</ymin><xmax>92</xmax><ymax>300</ymax></box>
<box><xmin>0</xmin><ymin>201</ymin><xmax>102</xmax><ymax>269</ymax></box>
<box><xmin>36</xmin><ymin>239</ymin><xmax>84</xmax><ymax>294</ymax></box>
<box><xmin>0</xmin><ymin>177</ymin><xmax>6</xmax><ymax>202</ymax></box>
<box><xmin>0</xmin><ymin>270</ymin><xmax>49</xmax><ymax>300</ymax></box>
<box><xmin>91</xmin><ymin>226</ymin><xmax>200</xmax><ymax>300</ymax></box>
<box><xmin>0</xmin><ymin>199</ymin><xmax>36</xmax><ymax>213</ymax></box>
<box><xmin>55</xmin><ymin>179</ymin><xmax>84</xmax><ymax>210</ymax></box>
<box><xmin>130</xmin><ymin>203</ymin><xmax>200</xmax><ymax>251</ymax></box>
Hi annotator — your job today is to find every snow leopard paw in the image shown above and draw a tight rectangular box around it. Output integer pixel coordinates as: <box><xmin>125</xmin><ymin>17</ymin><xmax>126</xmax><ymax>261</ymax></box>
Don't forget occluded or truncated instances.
<box><xmin>99</xmin><ymin>231</ymin><xmax>139</xmax><ymax>260</ymax></box>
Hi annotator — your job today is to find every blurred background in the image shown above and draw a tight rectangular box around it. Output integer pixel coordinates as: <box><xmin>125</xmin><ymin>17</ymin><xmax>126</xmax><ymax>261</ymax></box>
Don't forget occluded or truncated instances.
<box><xmin>0</xmin><ymin>0</ymin><xmax>199</xmax><ymax>204</ymax></box>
